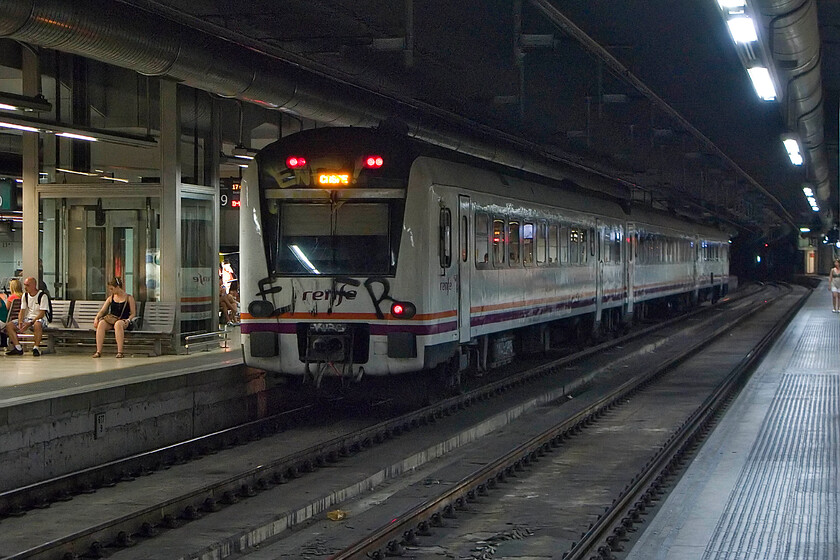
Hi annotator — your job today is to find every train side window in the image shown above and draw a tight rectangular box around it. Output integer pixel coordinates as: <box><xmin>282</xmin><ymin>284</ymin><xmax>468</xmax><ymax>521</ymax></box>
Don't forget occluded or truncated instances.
<box><xmin>557</xmin><ymin>225</ymin><xmax>566</xmax><ymax>264</ymax></box>
<box><xmin>569</xmin><ymin>227</ymin><xmax>581</xmax><ymax>264</ymax></box>
<box><xmin>493</xmin><ymin>218</ymin><xmax>506</xmax><ymax>266</ymax></box>
<box><xmin>536</xmin><ymin>221</ymin><xmax>547</xmax><ymax>265</ymax></box>
<box><xmin>549</xmin><ymin>224</ymin><xmax>560</xmax><ymax>264</ymax></box>
<box><xmin>634</xmin><ymin>232</ymin><xmax>639</xmax><ymax>261</ymax></box>
<box><xmin>461</xmin><ymin>215</ymin><xmax>469</xmax><ymax>263</ymax></box>
<box><xmin>508</xmin><ymin>220</ymin><xmax>521</xmax><ymax>265</ymax></box>
<box><xmin>439</xmin><ymin>208</ymin><xmax>452</xmax><ymax>269</ymax></box>
<box><xmin>601</xmin><ymin>228</ymin><xmax>609</xmax><ymax>263</ymax></box>
<box><xmin>522</xmin><ymin>222</ymin><xmax>534</xmax><ymax>265</ymax></box>
<box><xmin>609</xmin><ymin>228</ymin><xmax>618</xmax><ymax>263</ymax></box>
<box><xmin>475</xmin><ymin>212</ymin><xmax>490</xmax><ymax>268</ymax></box>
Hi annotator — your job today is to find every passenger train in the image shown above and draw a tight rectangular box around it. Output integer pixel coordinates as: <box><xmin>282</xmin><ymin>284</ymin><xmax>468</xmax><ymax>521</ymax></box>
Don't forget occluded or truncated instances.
<box><xmin>240</xmin><ymin>126</ymin><xmax>730</xmax><ymax>388</ymax></box>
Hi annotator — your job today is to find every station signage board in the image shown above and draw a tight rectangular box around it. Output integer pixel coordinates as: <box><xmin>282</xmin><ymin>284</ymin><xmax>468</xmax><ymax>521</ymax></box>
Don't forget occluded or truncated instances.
<box><xmin>220</xmin><ymin>178</ymin><xmax>241</xmax><ymax>209</ymax></box>
<box><xmin>0</xmin><ymin>178</ymin><xmax>16</xmax><ymax>211</ymax></box>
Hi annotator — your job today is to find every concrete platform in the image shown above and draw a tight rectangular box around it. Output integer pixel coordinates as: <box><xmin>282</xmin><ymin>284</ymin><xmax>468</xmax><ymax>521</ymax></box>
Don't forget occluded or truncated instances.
<box><xmin>627</xmin><ymin>279</ymin><xmax>839</xmax><ymax>560</ymax></box>
<box><xmin>0</xmin><ymin>342</ymin><xmax>242</xmax><ymax>408</ymax></box>
<box><xmin>0</xmin><ymin>330</ymin><xmax>278</xmax><ymax>491</ymax></box>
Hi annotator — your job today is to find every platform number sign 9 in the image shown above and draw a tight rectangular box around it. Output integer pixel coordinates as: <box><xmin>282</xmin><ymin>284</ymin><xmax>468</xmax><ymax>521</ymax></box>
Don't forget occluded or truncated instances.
<box><xmin>220</xmin><ymin>180</ymin><xmax>241</xmax><ymax>209</ymax></box>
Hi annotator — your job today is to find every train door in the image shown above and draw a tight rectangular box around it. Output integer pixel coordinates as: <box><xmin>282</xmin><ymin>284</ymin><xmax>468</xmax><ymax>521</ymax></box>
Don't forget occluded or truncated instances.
<box><xmin>626</xmin><ymin>222</ymin><xmax>635</xmax><ymax>316</ymax></box>
<box><xmin>457</xmin><ymin>195</ymin><xmax>472</xmax><ymax>343</ymax></box>
<box><xmin>594</xmin><ymin>220</ymin><xmax>603</xmax><ymax>324</ymax></box>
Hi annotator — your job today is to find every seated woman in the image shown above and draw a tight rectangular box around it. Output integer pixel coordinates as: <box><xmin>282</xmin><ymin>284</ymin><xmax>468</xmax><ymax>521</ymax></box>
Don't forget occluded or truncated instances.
<box><xmin>219</xmin><ymin>278</ymin><xmax>238</xmax><ymax>325</ymax></box>
<box><xmin>92</xmin><ymin>277</ymin><xmax>137</xmax><ymax>358</ymax></box>
<box><xmin>7</xmin><ymin>278</ymin><xmax>23</xmax><ymax>304</ymax></box>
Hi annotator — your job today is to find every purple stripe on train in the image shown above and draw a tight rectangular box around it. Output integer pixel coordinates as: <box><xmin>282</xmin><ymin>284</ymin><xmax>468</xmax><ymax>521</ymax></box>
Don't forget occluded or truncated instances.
<box><xmin>241</xmin><ymin>321</ymin><xmax>460</xmax><ymax>336</ymax></box>
<box><xmin>471</xmin><ymin>297</ymin><xmax>597</xmax><ymax>326</ymax></box>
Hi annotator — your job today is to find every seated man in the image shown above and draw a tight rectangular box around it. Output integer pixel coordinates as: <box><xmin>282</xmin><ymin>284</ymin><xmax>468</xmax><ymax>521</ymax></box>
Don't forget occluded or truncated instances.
<box><xmin>6</xmin><ymin>276</ymin><xmax>48</xmax><ymax>356</ymax></box>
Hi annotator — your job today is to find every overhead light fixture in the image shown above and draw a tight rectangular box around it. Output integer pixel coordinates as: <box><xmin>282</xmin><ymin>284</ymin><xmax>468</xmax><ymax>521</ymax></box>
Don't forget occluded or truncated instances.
<box><xmin>0</xmin><ymin>121</ymin><xmax>39</xmax><ymax>133</ymax></box>
<box><xmin>727</xmin><ymin>16</ymin><xmax>757</xmax><ymax>43</ymax></box>
<box><xmin>0</xmin><ymin>113</ymin><xmax>155</xmax><ymax>147</ymax></box>
<box><xmin>747</xmin><ymin>67</ymin><xmax>776</xmax><ymax>101</ymax></box>
<box><xmin>57</xmin><ymin>132</ymin><xmax>97</xmax><ymax>142</ymax></box>
<box><xmin>799</xmin><ymin>227</ymin><xmax>810</xmax><ymax>233</ymax></box>
<box><xmin>231</xmin><ymin>145</ymin><xmax>256</xmax><ymax>160</ymax></box>
<box><xmin>56</xmin><ymin>167</ymin><xmax>130</xmax><ymax>182</ymax></box>
<box><xmin>0</xmin><ymin>92</ymin><xmax>52</xmax><ymax>113</ymax></box>
<box><xmin>802</xmin><ymin>186</ymin><xmax>814</xmax><ymax>197</ymax></box>
<box><xmin>56</xmin><ymin>168</ymin><xmax>98</xmax><ymax>177</ymax></box>
<box><xmin>782</xmin><ymin>137</ymin><xmax>803</xmax><ymax>165</ymax></box>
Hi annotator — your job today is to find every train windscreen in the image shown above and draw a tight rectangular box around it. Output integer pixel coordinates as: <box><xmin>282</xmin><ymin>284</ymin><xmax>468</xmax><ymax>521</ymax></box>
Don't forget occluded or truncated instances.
<box><xmin>256</xmin><ymin>129</ymin><xmax>412</xmax><ymax>277</ymax></box>
<box><xmin>270</xmin><ymin>201</ymin><xmax>394</xmax><ymax>276</ymax></box>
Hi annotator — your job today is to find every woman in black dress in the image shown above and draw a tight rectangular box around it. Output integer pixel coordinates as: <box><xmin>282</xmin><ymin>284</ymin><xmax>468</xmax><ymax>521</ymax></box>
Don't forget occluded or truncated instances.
<box><xmin>92</xmin><ymin>277</ymin><xmax>137</xmax><ymax>358</ymax></box>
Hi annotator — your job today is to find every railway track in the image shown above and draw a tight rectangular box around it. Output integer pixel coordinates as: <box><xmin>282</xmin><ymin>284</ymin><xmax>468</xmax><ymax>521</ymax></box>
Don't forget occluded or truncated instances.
<box><xmin>0</xmin><ymin>283</ymin><xmax>801</xmax><ymax>560</ymax></box>
<box><xmin>329</xmin><ymin>284</ymin><xmax>806</xmax><ymax>560</ymax></box>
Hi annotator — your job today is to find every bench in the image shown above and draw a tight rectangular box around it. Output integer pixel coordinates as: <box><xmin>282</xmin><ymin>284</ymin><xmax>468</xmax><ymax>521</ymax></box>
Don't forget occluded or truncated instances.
<box><xmin>129</xmin><ymin>301</ymin><xmax>177</xmax><ymax>356</ymax></box>
<box><xmin>50</xmin><ymin>300</ymin><xmax>178</xmax><ymax>356</ymax></box>
<box><xmin>5</xmin><ymin>298</ymin><xmax>72</xmax><ymax>353</ymax></box>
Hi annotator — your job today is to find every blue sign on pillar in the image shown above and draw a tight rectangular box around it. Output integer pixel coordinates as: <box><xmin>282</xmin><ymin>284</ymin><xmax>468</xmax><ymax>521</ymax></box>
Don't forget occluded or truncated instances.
<box><xmin>0</xmin><ymin>179</ymin><xmax>16</xmax><ymax>211</ymax></box>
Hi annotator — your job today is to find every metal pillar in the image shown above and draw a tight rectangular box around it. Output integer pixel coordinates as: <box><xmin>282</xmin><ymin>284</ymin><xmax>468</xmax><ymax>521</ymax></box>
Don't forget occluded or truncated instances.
<box><xmin>21</xmin><ymin>47</ymin><xmax>39</xmax><ymax>281</ymax></box>
<box><xmin>211</xmin><ymin>96</ymin><xmax>221</xmax><ymax>327</ymax></box>
<box><xmin>160</xmin><ymin>79</ymin><xmax>182</xmax><ymax>338</ymax></box>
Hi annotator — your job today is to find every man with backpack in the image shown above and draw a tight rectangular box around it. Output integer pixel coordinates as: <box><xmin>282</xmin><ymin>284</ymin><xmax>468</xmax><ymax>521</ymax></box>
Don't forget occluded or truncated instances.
<box><xmin>5</xmin><ymin>276</ymin><xmax>51</xmax><ymax>356</ymax></box>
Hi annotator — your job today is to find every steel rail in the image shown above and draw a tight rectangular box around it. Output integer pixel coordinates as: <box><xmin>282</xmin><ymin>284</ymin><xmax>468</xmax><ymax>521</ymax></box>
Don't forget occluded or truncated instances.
<box><xmin>330</xmin><ymin>285</ymin><xmax>794</xmax><ymax>559</ymax></box>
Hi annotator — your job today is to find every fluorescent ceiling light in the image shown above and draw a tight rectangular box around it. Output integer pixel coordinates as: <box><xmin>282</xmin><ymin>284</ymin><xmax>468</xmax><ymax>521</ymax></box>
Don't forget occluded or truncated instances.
<box><xmin>233</xmin><ymin>153</ymin><xmax>254</xmax><ymax>160</ymax></box>
<box><xmin>727</xmin><ymin>17</ymin><xmax>757</xmax><ymax>43</ymax></box>
<box><xmin>0</xmin><ymin>103</ymin><xmax>16</xmax><ymax>111</ymax></box>
<box><xmin>0</xmin><ymin>121</ymin><xmax>39</xmax><ymax>133</ymax></box>
<box><xmin>802</xmin><ymin>186</ymin><xmax>814</xmax><ymax>197</ymax></box>
<box><xmin>799</xmin><ymin>227</ymin><xmax>810</xmax><ymax>233</ymax></box>
<box><xmin>782</xmin><ymin>138</ymin><xmax>803</xmax><ymax>165</ymax></box>
<box><xmin>56</xmin><ymin>167</ymin><xmax>99</xmax><ymax>177</ymax></box>
<box><xmin>56</xmin><ymin>167</ymin><xmax>129</xmax><ymax>182</ymax></box>
<box><xmin>718</xmin><ymin>0</ymin><xmax>746</xmax><ymax>10</ymax></box>
<box><xmin>57</xmin><ymin>132</ymin><xmax>97</xmax><ymax>142</ymax></box>
<box><xmin>747</xmin><ymin>67</ymin><xmax>776</xmax><ymax>101</ymax></box>
<box><xmin>0</xmin><ymin>114</ymin><xmax>155</xmax><ymax>147</ymax></box>
<box><xmin>811</xmin><ymin>205</ymin><xmax>820</xmax><ymax>212</ymax></box>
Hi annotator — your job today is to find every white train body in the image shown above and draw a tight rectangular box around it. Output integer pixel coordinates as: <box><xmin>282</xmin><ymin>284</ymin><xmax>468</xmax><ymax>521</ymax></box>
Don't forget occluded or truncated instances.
<box><xmin>240</xmin><ymin>128</ymin><xmax>730</xmax><ymax>382</ymax></box>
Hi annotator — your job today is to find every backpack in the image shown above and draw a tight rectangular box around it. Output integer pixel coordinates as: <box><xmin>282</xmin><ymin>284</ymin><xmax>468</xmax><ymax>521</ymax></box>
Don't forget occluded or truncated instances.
<box><xmin>24</xmin><ymin>290</ymin><xmax>52</xmax><ymax>322</ymax></box>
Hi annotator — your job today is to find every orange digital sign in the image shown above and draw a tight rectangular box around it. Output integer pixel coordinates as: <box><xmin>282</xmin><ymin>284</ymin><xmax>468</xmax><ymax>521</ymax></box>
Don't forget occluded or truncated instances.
<box><xmin>318</xmin><ymin>173</ymin><xmax>350</xmax><ymax>186</ymax></box>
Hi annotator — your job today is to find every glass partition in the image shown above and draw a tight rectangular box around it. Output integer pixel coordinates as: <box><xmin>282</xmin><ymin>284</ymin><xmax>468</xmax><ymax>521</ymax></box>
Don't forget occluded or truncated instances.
<box><xmin>40</xmin><ymin>194</ymin><xmax>160</xmax><ymax>302</ymax></box>
<box><xmin>181</xmin><ymin>196</ymin><xmax>214</xmax><ymax>334</ymax></box>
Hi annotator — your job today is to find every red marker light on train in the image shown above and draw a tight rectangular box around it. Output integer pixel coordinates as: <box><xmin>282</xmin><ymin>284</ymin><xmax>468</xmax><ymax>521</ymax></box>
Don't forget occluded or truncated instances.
<box><xmin>390</xmin><ymin>301</ymin><xmax>416</xmax><ymax>319</ymax></box>
<box><xmin>363</xmin><ymin>155</ymin><xmax>384</xmax><ymax>168</ymax></box>
<box><xmin>286</xmin><ymin>156</ymin><xmax>306</xmax><ymax>168</ymax></box>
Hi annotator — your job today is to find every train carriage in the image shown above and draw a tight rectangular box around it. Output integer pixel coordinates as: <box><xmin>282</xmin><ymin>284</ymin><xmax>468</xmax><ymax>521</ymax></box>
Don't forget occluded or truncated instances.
<box><xmin>240</xmin><ymin>126</ymin><xmax>730</xmax><ymax>387</ymax></box>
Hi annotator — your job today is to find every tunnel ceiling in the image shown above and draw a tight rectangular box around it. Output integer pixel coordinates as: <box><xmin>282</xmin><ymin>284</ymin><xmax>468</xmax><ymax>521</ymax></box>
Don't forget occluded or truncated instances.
<box><xmin>10</xmin><ymin>0</ymin><xmax>840</xmax><ymax>236</ymax></box>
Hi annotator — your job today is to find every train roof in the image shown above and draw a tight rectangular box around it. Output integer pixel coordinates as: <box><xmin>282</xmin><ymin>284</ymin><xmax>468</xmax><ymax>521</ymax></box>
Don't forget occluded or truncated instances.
<box><xmin>259</xmin><ymin>126</ymin><xmax>732</xmax><ymax>240</ymax></box>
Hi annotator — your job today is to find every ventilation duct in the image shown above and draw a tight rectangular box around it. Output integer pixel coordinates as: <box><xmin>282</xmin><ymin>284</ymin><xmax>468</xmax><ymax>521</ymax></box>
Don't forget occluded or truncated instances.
<box><xmin>754</xmin><ymin>0</ymin><xmax>830</xmax><ymax>203</ymax></box>
<box><xmin>0</xmin><ymin>0</ymin><xmax>640</xmax><ymax>200</ymax></box>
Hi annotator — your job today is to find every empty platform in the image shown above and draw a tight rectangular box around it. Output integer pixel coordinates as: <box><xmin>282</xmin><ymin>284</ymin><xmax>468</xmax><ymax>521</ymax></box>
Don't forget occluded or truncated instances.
<box><xmin>627</xmin><ymin>279</ymin><xmax>838</xmax><ymax>560</ymax></box>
